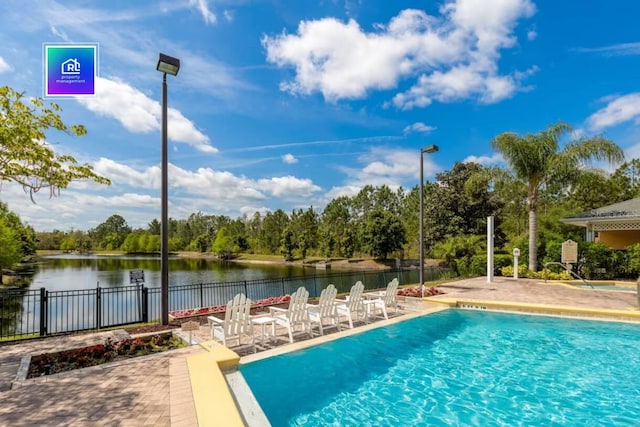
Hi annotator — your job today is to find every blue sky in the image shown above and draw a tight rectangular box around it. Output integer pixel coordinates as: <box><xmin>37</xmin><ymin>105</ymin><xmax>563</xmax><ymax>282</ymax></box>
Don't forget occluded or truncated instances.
<box><xmin>1</xmin><ymin>0</ymin><xmax>639</xmax><ymax>232</ymax></box>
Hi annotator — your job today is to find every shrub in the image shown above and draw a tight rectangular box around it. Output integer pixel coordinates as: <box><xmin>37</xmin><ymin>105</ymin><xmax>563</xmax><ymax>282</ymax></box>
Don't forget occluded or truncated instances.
<box><xmin>499</xmin><ymin>266</ymin><xmax>571</xmax><ymax>280</ymax></box>
<box><xmin>577</xmin><ymin>242</ymin><xmax>614</xmax><ymax>279</ymax></box>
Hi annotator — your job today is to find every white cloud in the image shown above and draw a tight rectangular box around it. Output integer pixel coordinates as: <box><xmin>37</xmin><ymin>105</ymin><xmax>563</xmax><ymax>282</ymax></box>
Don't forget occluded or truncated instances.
<box><xmin>77</xmin><ymin>77</ymin><xmax>217</xmax><ymax>153</ymax></box>
<box><xmin>586</xmin><ymin>93</ymin><xmax>640</xmax><ymax>131</ymax></box>
<box><xmin>93</xmin><ymin>158</ymin><xmax>157</xmax><ymax>188</ymax></box>
<box><xmin>463</xmin><ymin>153</ymin><xmax>503</xmax><ymax>166</ymax></box>
<box><xmin>0</xmin><ymin>56</ymin><xmax>12</xmax><ymax>73</ymax></box>
<box><xmin>2</xmin><ymin>153</ymin><xmax>327</xmax><ymax>230</ymax></box>
<box><xmin>50</xmin><ymin>25</ymin><xmax>70</xmax><ymax>41</ymax></box>
<box><xmin>338</xmin><ymin>146</ymin><xmax>442</xmax><ymax>189</ymax></box>
<box><xmin>319</xmin><ymin>146</ymin><xmax>443</xmax><ymax>208</ymax></box>
<box><xmin>282</xmin><ymin>153</ymin><xmax>298</xmax><ymax>164</ymax></box>
<box><xmin>263</xmin><ymin>0</ymin><xmax>536</xmax><ymax>108</ymax></box>
<box><xmin>95</xmin><ymin>157</ymin><xmax>321</xmax><ymax>208</ymax></box>
<box><xmin>323</xmin><ymin>185</ymin><xmax>362</xmax><ymax>201</ymax></box>
<box><xmin>257</xmin><ymin>176</ymin><xmax>321</xmax><ymax>197</ymax></box>
<box><xmin>527</xmin><ymin>29</ymin><xmax>537</xmax><ymax>40</ymax></box>
<box><xmin>403</xmin><ymin>122</ymin><xmax>436</xmax><ymax>134</ymax></box>
<box><xmin>80</xmin><ymin>192</ymin><xmax>158</xmax><ymax>208</ymax></box>
<box><xmin>577</xmin><ymin>42</ymin><xmax>640</xmax><ymax>56</ymax></box>
<box><xmin>223</xmin><ymin>10</ymin><xmax>234</xmax><ymax>22</ymax></box>
<box><xmin>189</xmin><ymin>0</ymin><xmax>217</xmax><ymax>24</ymax></box>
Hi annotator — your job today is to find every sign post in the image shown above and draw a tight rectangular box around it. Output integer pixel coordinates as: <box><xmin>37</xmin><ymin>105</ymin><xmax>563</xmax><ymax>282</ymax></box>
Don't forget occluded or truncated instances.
<box><xmin>513</xmin><ymin>248</ymin><xmax>520</xmax><ymax>280</ymax></box>
<box><xmin>487</xmin><ymin>216</ymin><xmax>494</xmax><ymax>283</ymax></box>
<box><xmin>129</xmin><ymin>269</ymin><xmax>145</xmax><ymax>285</ymax></box>
<box><xmin>561</xmin><ymin>240</ymin><xmax>578</xmax><ymax>272</ymax></box>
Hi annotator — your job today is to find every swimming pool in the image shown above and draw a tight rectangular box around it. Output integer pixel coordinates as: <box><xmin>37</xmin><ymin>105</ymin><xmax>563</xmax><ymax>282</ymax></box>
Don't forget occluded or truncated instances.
<box><xmin>240</xmin><ymin>310</ymin><xmax>640</xmax><ymax>426</ymax></box>
<box><xmin>569</xmin><ymin>282</ymin><xmax>637</xmax><ymax>292</ymax></box>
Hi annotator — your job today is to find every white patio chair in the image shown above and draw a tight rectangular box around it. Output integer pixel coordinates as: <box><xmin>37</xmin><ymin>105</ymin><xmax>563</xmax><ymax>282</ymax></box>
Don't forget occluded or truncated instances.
<box><xmin>269</xmin><ymin>287</ymin><xmax>312</xmax><ymax>343</ymax></box>
<box><xmin>207</xmin><ymin>293</ymin><xmax>255</xmax><ymax>353</ymax></box>
<box><xmin>363</xmin><ymin>278</ymin><xmax>399</xmax><ymax>319</ymax></box>
<box><xmin>307</xmin><ymin>284</ymin><xmax>340</xmax><ymax>336</ymax></box>
<box><xmin>335</xmin><ymin>281</ymin><xmax>366</xmax><ymax>328</ymax></box>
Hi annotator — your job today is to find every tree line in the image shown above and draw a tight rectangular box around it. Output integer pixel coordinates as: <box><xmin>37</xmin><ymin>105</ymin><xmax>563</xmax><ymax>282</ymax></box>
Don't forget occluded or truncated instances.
<box><xmin>33</xmin><ymin>156</ymin><xmax>640</xmax><ymax>267</ymax></box>
<box><xmin>1</xmin><ymin>84</ymin><xmax>639</xmax><ymax>278</ymax></box>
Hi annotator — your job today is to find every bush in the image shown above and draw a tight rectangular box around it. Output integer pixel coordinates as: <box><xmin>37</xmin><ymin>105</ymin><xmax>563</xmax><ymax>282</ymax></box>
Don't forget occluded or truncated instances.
<box><xmin>493</xmin><ymin>254</ymin><xmax>513</xmax><ymax>276</ymax></box>
<box><xmin>499</xmin><ymin>266</ymin><xmax>572</xmax><ymax>280</ymax></box>
<box><xmin>577</xmin><ymin>242</ymin><xmax>615</xmax><ymax>279</ymax></box>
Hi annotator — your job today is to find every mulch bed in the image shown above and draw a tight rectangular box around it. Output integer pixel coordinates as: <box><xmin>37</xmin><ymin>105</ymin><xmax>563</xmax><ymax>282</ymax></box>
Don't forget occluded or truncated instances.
<box><xmin>28</xmin><ymin>332</ymin><xmax>185</xmax><ymax>378</ymax></box>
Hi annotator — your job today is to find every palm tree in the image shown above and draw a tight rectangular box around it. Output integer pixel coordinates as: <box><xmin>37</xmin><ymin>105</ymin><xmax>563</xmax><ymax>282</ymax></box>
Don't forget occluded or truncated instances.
<box><xmin>492</xmin><ymin>122</ymin><xmax>624</xmax><ymax>271</ymax></box>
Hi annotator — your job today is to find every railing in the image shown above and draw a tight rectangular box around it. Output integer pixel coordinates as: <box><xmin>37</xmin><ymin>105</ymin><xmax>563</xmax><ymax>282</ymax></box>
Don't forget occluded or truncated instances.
<box><xmin>0</xmin><ymin>266</ymin><xmax>443</xmax><ymax>341</ymax></box>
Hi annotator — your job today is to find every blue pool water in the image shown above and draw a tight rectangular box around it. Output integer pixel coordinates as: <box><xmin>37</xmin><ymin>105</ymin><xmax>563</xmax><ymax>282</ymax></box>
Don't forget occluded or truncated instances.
<box><xmin>241</xmin><ymin>310</ymin><xmax>640</xmax><ymax>426</ymax></box>
<box><xmin>573</xmin><ymin>283</ymin><xmax>636</xmax><ymax>291</ymax></box>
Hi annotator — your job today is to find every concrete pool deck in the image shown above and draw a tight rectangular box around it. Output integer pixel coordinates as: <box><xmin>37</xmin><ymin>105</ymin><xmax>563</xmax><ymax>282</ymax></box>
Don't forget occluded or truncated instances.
<box><xmin>0</xmin><ymin>276</ymin><xmax>638</xmax><ymax>426</ymax></box>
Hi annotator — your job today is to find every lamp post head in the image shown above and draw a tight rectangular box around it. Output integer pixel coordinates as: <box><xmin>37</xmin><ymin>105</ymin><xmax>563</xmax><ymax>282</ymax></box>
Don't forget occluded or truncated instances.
<box><xmin>156</xmin><ymin>53</ymin><xmax>180</xmax><ymax>76</ymax></box>
<box><xmin>421</xmin><ymin>144</ymin><xmax>439</xmax><ymax>154</ymax></box>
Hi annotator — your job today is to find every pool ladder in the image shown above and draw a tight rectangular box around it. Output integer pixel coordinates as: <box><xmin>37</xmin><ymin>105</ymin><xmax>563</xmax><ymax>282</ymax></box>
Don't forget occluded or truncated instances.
<box><xmin>543</xmin><ymin>262</ymin><xmax>594</xmax><ymax>288</ymax></box>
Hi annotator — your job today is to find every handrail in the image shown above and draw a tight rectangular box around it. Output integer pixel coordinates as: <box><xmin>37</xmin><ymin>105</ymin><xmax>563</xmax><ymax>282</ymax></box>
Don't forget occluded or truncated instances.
<box><xmin>543</xmin><ymin>262</ymin><xmax>593</xmax><ymax>288</ymax></box>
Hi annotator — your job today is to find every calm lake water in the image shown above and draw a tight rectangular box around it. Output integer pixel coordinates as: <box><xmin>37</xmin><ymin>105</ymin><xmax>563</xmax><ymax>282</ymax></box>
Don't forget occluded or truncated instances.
<box><xmin>27</xmin><ymin>254</ymin><xmax>326</xmax><ymax>292</ymax></box>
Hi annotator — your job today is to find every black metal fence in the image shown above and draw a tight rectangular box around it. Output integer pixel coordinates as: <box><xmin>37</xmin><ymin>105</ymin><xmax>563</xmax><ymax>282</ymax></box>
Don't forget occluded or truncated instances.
<box><xmin>0</xmin><ymin>267</ymin><xmax>443</xmax><ymax>341</ymax></box>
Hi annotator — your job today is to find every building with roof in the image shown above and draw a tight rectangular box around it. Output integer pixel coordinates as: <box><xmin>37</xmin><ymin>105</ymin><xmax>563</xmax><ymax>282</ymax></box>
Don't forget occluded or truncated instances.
<box><xmin>561</xmin><ymin>198</ymin><xmax>640</xmax><ymax>249</ymax></box>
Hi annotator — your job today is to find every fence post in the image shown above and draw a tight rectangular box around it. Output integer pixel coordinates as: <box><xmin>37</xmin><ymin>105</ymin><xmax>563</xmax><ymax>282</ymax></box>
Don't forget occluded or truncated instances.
<box><xmin>313</xmin><ymin>275</ymin><xmax>318</xmax><ymax>297</ymax></box>
<box><xmin>39</xmin><ymin>288</ymin><xmax>47</xmax><ymax>336</ymax></box>
<box><xmin>199</xmin><ymin>283</ymin><xmax>204</xmax><ymax>308</ymax></box>
<box><xmin>281</xmin><ymin>278</ymin><xmax>285</xmax><ymax>296</ymax></box>
<box><xmin>96</xmin><ymin>286</ymin><xmax>102</xmax><ymax>329</ymax></box>
<box><xmin>142</xmin><ymin>285</ymin><xmax>149</xmax><ymax>323</ymax></box>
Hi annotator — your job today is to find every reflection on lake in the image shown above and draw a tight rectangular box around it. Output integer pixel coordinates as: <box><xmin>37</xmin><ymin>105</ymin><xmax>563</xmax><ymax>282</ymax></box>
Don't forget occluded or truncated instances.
<box><xmin>29</xmin><ymin>255</ymin><xmax>326</xmax><ymax>291</ymax></box>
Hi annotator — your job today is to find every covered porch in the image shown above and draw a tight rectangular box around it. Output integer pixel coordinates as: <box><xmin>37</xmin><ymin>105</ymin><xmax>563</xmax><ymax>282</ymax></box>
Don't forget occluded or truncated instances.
<box><xmin>561</xmin><ymin>198</ymin><xmax>640</xmax><ymax>249</ymax></box>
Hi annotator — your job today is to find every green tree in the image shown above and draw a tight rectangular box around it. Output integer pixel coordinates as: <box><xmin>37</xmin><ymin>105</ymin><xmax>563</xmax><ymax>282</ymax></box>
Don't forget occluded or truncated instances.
<box><xmin>191</xmin><ymin>234</ymin><xmax>211</xmax><ymax>253</ymax></box>
<box><xmin>36</xmin><ymin>229</ymin><xmax>66</xmax><ymax>250</ymax></box>
<box><xmin>122</xmin><ymin>230</ymin><xmax>146</xmax><ymax>253</ymax></box>
<box><xmin>147</xmin><ymin>219</ymin><xmax>161</xmax><ymax>235</ymax></box>
<box><xmin>0</xmin><ymin>86</ymin><xmax>110</xmax><ymax>198</ymax></box>
<box><xmin>320</xmin><ymin>196</ymin><xmax>355</xmax><ymax>258</ymax></box>
<box><xmin>226</xmin><ymin>218</ymin><xmax>249</xmax><ymax>253</ymax></box>
<box><xmin>260</xmin><ymin>209</ymin><xmax>289</xmax><ymax>254</ymax></box>
<box><xmin>281</xmin><ymin>227</ymin><xmax>296</xmax><ymax>261</ymax></box>
<box><xmin>426</xmin><ymin>162</ymin><xmax>503</xmax><ymax>251</ymax></box>
<box><xmin>0</xmin><ymin>217</ymin><xmax>21</xmax><ymax>277</ymax></box>
<box><xmin>491</xmin><ymin>122</ymin><xmax>624</xmax><ymax>270</ymax></box>
<box><xmin>90</xmin><ymin>215</ymin><xmax>132</xmax><ymax>250</ymax></box>
<box><xmin>433</xmin><ymin>234</ymin><xmax>485</xmax><ymax>276</ymax></box>
<box><xmin>290</xmin><ymin>207</ymin><xmax>319</xmax><ymax>260</ymax></box>
<box><xmin>0</xmin><ymin>201</ymin><xmax>37</xmax><ymax>256</ymax></box>
<box><xmin>60</xmin><ymin>236</ymin><xmax>77</xmax><ymax>252</ymax></box>
<box><xmin>212</xmin><ymin>226</ymin><xmax>236</xmax><ymax>259</ymax></box>
<box><xmin>609</xmin><ymin>159</ymin><xmax>640</xmax><ymax>201</ymax></box>
<box><xmin>361</xmin><ymin>208</ymin><xmax>406</xmax><ymax>260</ymax></box>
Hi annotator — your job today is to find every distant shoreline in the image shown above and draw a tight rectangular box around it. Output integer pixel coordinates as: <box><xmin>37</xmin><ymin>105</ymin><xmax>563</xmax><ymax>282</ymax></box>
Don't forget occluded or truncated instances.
<box><xmin>35</xmin><ymin>250</ymin><xmax>395</xmax><ymax>270</ymax></box>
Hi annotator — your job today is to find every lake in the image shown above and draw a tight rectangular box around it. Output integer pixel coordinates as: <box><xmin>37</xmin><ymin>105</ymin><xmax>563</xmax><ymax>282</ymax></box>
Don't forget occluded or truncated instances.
<box><xmin>0</xmin><ymin>255</ymin><xmax>421</xmax><ymax>338</ymax></box>
<box><xmin>26</xmin><ymin>254</ymin><xmax>325</xmax><ymax>292</ymax></box>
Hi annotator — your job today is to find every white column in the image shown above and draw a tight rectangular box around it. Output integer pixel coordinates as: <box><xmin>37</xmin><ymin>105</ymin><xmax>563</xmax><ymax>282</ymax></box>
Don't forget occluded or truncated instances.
<box><xmin>487</xmin><ymin>216</ymin><xmax>494</xmax><ymax>283</ymax></box>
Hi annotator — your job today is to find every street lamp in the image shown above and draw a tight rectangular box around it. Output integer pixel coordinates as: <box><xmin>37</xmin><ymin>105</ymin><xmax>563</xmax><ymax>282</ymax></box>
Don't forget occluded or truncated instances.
<box><xmin>156</xmin><ymin>53</ymin><xmax>180</xmax><ymax>325</ymax></box>
<box><xmin>419</xmin><ymin>144</ymin><xmax>439</xmax><ymax>298</ymax></box>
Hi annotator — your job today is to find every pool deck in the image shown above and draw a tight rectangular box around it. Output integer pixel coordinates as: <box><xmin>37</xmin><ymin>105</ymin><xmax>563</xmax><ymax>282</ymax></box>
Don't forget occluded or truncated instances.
<box><xmin>0</xmin><ymin>276</ymin><xmax>638</xmax><ymax>426</ymax></box>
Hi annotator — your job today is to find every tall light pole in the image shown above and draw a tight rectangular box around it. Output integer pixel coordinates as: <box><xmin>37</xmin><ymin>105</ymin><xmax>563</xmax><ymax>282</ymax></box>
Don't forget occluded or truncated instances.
<box><xmin>419</xmin><ymin>144</ymin><xmax>439</xmax><ymax>297</ymax></box>
<box><xmin>156</xmin><ymin>53</ymin><xmax>180</xmax><ymax>325</ymax></box>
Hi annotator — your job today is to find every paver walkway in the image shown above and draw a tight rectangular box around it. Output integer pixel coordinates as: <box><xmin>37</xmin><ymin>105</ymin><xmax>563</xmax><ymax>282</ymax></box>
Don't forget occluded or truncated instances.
<box><xmin>0</xmin><ymin>277</ymin><xmax>637</xmax><ymax>426</ymax></box>
<box><xmin>0</xmin><ymin>331</ymin><xmax>204</xmax><ymax>427</ymax></box>
<box><xmin>432</xmin><ymin>276</ymin><xmax>639</xmax><ymax>312</ymax></box>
